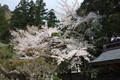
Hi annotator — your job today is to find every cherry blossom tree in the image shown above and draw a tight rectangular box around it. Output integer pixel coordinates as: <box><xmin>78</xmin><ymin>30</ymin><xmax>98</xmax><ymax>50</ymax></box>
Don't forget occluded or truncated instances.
<box><xmin>10</xmin><ymin>25</ymin><xmax>58</xmax><ymax>59</ymax></box>
<box><xmin>10</xmin><ymin>0</ymin><xmax>102</xmax><ymax>79</ymax></box>
<box><xmin>51</xmin><ymin>0</ymin><xmax>101</xmax><ymax>72</ymax></box>
<box><xmin>10</xmin><ymin>25</ymin><xmax>59</xmax><ymax>79</ymax></box>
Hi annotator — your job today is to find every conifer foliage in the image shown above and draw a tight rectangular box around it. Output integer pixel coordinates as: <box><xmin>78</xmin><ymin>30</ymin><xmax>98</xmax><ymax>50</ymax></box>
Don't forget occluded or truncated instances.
<box><xmin>10</xmin><ymin>0</ymin><xmax>58</xmax><ymax>29</ymax></box>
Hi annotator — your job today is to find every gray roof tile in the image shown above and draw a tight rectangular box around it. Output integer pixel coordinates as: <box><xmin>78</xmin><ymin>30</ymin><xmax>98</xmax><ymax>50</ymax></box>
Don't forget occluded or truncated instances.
<box><xmin>90</xmin><ymin>49</ymin><xmax>120</xmax><ymax>63</ymax></box>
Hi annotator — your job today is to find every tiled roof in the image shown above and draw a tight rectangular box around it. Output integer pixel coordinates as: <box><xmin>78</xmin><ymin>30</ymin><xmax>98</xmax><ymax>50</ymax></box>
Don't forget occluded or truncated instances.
<box><xmin>90</xmin><ymin>49</ymin><xmax>120</xmax><ymax>63</ymax></box>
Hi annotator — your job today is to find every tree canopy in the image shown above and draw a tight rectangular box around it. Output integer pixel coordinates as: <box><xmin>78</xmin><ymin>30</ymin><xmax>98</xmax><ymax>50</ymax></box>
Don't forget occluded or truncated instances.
<box><xmin>76</xmin><ymin>0</ymin><xmax>120</xmax><ymax>56</ymax></box>
<box><xmin>10</xmin><ymin>0</ymin><xmax>58</xmax><ymax>29</ymax></box>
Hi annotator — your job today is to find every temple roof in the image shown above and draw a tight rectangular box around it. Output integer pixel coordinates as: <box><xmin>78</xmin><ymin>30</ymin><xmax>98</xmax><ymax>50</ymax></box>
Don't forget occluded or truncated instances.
<box><xmin>90</xmin><ymin>41</ymin><xmax>120</xmax><ymax>66</ymax></box>
<box><xmin>90</xmin><ymin>49</ymin><xmax>120</xmax><ymax>64</ymax></box>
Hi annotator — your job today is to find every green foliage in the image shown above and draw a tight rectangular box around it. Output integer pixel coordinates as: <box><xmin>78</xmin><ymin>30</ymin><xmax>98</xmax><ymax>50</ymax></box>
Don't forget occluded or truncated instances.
<box><xmin>35</xmin><ymin>0</ymin><xmax>47</xmax><ymax>27</ymax></box>
<box><xmin>47</xmin><ymin>9</ymin><xmax>59</xmax><ymax>27</ymax></box>
<box><xmin>51</xmin><ymin>32</ymin><xmax>58</xmax><ymax>37</ymax></box>
<box><xmin>0</xmin><ymin>6</ymin><xmax>10</xmax><ymax>43</ymax></box>
<box><xmin>0</xmin><ymin>43</ymin><xmax>14</xmax><ymax>69</ymax></box>
<box><xmin>77</xmin><ymin>0</ymin><xmax>120</xmax><ymax>56</ymax></box>
<box><xmin>77</xmin><ymin>0</ymin><xmax>115</xmax><ymax>16</ymax></box>
<box><xmin>27</xmin><ymin>0</ymin><xmax>36</xmax><ymax>26</ymax></box>
<box><xmin>10</xmin><ymin>0</ymin><xmax>58</xmax><ymax>29</ymax></box>
<box><xmin>107</xmin><ymin>13</ymin><xmax>120</xmax><ymax>35</ymax></box>
<box><xmin>10</xmin><ymin>0</ymin><xmax>29</xmax><ymax>29</ymax></box>
<box><xmin>57</xmin><ymin>61</ymin><xmax>70</xmax><ymax>74</ymax></box>
<box><xmin>52</xmin><ymin>76</ymin><xmax>62</xmax><ymax>80</ymax></box>
<box><xmin>78</xmin><ymin>0</ymin><xmax>120</xmax><ymax>37</ymax></box>
<box><xmin>14</xmin><ymin>57</ymin><xmax>57</xmax><ymax>80</ymax></box>
<box><xmin>90</xmin><ymin>69</ymin><xmax>99</xmax><ymax>79</ymax></box>
<box><xmin>11</xmin><ymin>0</ymin><xmax>47</xmax><ymax>29</ymax></box>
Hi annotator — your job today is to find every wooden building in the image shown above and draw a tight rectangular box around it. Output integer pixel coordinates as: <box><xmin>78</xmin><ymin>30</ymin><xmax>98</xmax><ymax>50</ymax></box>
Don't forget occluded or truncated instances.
<box><xmin>90</xmin><ymin>41</ymin><xmax>120</xmax><ymax>80</ymax></box>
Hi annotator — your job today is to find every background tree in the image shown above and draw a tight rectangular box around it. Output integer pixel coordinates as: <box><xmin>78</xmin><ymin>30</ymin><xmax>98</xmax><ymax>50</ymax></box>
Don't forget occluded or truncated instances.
<box><xmin>10</xmin><ymin>0</ymin><xmax>29</xmax><ymax>29</ymax></box>
<box><xmin>76</xmin><ymin>0</ymin><xmax>120</xmax><ymax>56</ymax></box>
<box><xmin>34</xmin><ymin>0</ymin><xmax>47</xmax><ymax>27</ymax></box>
<box><xmin>47</xmin><ymin>9</ymin><xmax>59</xmax><ymax>27</ymax></box>
<box><xmin>27</xmin><ymin>0</ymin><xmax>36</xmax><ymax>26</ymax></box>
<box><xmin>0</xmin><ymin>5</ymin><xmax>10</xmax><ymax>43</ymax></box>
<box><xmin>10</xmin><ymin>0</ymin><xmax>56</xmax><ymax>29</ymax></box>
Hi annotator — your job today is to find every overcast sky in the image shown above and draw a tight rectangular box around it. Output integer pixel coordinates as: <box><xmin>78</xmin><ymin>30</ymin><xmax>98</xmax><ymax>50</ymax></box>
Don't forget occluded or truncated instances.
<box><xmin>0</xmin><ymin>0</ymin><xmax>83</xmax><ymax>11</ymax></box>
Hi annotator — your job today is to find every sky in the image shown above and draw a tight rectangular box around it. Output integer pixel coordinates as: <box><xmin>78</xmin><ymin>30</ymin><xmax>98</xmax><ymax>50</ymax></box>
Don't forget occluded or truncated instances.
<box><xmin>0</xmin><ymin>0</ymin><xmax>83</xmax><ymax>11</ymax></box>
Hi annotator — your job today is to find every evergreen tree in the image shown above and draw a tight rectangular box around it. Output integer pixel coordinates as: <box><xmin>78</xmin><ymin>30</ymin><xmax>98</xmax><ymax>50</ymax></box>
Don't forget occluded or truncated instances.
<box><xmin>77</xmin><ymin>0</ymin><xmax>115</xmax><ymax>16</ymax></box>
<box><xmin>0</xmin><ymin>5</ymin><xmax>9</xmax><ymax>43</ymax></box>
<box><xmin>10</xmin><ymin>0</ymin><xmax>29</xmax><ymax>29</ymax></box>
<box><xmin>35</xmin><ymin>0</ymin><xmax>47</xmax><ymax>27</ymax></box>
<box><xmin>27</xmin><ymin>0</ymin><xmax>35</xmax><ymax>26</ymax></box>
<box><xmin>10</xmin><ymin>0</ymin><xmax>48</xmax><ymax>29</ymax></box>
<box><xmin>47</xmin><ymin>9</ymin><xmax>59</xmax><ymax>27</ymax></box>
